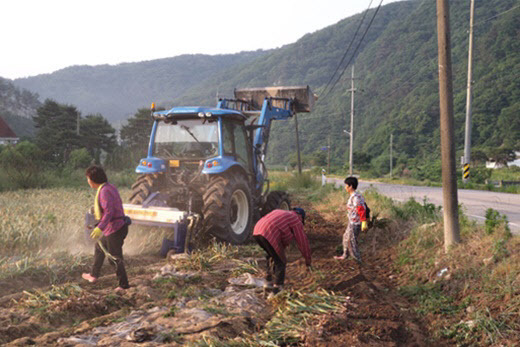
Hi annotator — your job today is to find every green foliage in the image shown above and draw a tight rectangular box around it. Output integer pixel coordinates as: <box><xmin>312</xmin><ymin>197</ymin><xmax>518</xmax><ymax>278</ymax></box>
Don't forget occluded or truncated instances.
<box><xmin>32</xmin><ymin>100</ymin><xmax>116</xmax><ymax>167</ymax></box>
<box><xmin>120</xmin><ymin>108</ymin><xmax>154</xmax><ymax>148</ymax></box>
<box><xmin>0</xmin><ymin>141</ymin><xmax>44</xmax><ymax>189</ymax></box>
<box><xmin>6</xmin><ymin>0</ymin><xmax>519</xmax><ymax>177</ymax></box>
<box><xmin>79</xmin><ymin>114</ymin><xmax>116</xmax><ymax>163</ymax></box>
<box><xmin>468</xmin><ymin>166</ymin><xmax>492</xmax><ymax>184</ymax></box>
<box><xmin>398</xmin><ymin>283</ymin><xmax>461</xmax><ymax>315</ymax></box>
<box><xmin>67</xmin><ymin>148</ymin><xmax>92</xmax><ymax>169</ymax></box>
<box><xmin>270</xmin><ymin>172</ymin><xmax>320</xmax><ymax>192</ymax></box>
<box><xmin>484</xmin><ymin>208</ymin><xmax>510</xmax><ymax>235</ymax></box>
<box><xmin>391</xmin><ymin>197</ymin><xmax>441</xmax><ymax>224</ymax></box>
<box><xmin>14</xmin><ymin>53</ymin><xmax>268</xmax><ymax>124</ymax></box>
<box><xmin>33</xmin><ymin>100</ymin><xmax>82</xmax><ymax>165</ymax></box>
<box><xmin>486</xmin><ymin>146</ymin><xmax>517</xmax><ymax>167</ymax></box>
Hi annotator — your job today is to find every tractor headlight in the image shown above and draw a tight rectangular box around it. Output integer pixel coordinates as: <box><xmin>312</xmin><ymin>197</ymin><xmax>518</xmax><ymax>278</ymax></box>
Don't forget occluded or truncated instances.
<box><xmin>198</xmin><ymin>112</ymin><xmax>205</xmax><ymax>118</ymax></box>
<box><xmin>205</xmin><ymin>112</ymin><xmax>212</xmax><ymax>118</ymax></box>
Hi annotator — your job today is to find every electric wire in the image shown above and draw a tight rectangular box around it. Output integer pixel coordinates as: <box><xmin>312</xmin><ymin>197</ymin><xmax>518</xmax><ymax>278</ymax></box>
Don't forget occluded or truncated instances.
<box><xmin>371</xmin><ymin>2</ymin><xmax>519</xmax><ymax>103</ymax></box>
<box><xmin>321</xmin><ymin>0</ymin><xmax>374</xmax><ymax>97</ymax></box>
<box><xmin>473</xmin><ymin>3</ymin><xmax>520</xmax><ymax>27</ymax></box>
<box><xmin>320</xmin><ymin>0</ymin><xmax>384</xmax><ymax>102</ymax></box>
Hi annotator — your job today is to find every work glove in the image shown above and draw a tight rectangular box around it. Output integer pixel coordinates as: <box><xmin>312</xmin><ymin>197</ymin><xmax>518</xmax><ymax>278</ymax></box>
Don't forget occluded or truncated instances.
<box><xmin>90</xmin><ymin>227</ymin><xmax>102</xmax><ymax>239</ymax></box>
<box><xmin>361</xmin><ymin>221</ymin><xmax>368</xmax><ymax>232</ymax></box>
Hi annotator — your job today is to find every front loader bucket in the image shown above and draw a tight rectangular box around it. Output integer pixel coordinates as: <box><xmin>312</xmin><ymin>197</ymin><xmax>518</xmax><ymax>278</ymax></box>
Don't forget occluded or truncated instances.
<box><xmin>234</xmin><ymin>85</ymin><xmax>317</xmax><ymax>112</ymax></box>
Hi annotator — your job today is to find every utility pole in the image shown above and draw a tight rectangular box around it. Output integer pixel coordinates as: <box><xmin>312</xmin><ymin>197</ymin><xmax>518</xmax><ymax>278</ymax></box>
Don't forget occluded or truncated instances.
<box><xmin>436</xmin><ymin>0</ymin><xmax>461</xmax><ymax>252</ymax></box>
<box><xmin>327</xmin><ymin>136</ymin><xmax>331</xmax><ymax>174</ymax></box>
<box><xmin>76</xmin><ymin>113</ymin><xmax>80</xmax><ymax>135</ymax></box>
<box><xmin>463</xmin><ymin>0</ymin><xmax>475</xmax><ymax>183</ymax></box>
<box><xmin>294</xmin><ymin>114</ymin><xmax>302</xmax><ymax>175</ymax></box>
<box><xmin>390</xmin><ymin>133</ymin><xmax>393</xmax><ymax>178</ymax></box>
<box><xmin>348</xmin><ymin>65</ymin><xmax>356</xmax><ymax>176</ymax></box>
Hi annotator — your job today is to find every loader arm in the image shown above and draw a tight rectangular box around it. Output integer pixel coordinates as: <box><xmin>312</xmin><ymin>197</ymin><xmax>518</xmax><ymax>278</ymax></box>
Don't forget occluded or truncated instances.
<box><xmin>252</xmin><ymin>98</ymin><xmax>294</xmax><ymax>191</ymax></box>
<box><xmin>233</xmin><ymin>86</ymin><xmax>318</xmax><ymax>192</ymax></box>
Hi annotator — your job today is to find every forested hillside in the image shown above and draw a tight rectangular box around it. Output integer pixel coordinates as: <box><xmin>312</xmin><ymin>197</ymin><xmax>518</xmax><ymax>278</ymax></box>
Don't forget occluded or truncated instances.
<box><xmin>0</xmin><ymin>78</ymin><xmax>39</xmax><ymax>137</ymax></box>
<box><xmin>9</xmin><ymin>0</ymin><xmax>519</xmax><ymax>172</ymax></box>
<box><xmin>13</xmin><ymin>52</ymin><xmax>268</xmax><ymax>124</ymax></box>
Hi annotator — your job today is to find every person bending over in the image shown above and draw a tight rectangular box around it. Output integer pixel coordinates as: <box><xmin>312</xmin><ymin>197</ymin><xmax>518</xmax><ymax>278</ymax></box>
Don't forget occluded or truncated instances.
<box><xmin>253</xmin><ymin>208</ymin><xmax>311</xmax><ymax>294</ymax></box>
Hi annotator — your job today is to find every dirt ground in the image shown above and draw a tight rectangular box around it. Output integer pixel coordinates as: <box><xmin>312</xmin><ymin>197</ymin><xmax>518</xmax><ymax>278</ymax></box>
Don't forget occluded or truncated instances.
<box><xmin>0</xmin><ymin>203</ymin><xmax>437</xmax><ymax>346</ymax></box>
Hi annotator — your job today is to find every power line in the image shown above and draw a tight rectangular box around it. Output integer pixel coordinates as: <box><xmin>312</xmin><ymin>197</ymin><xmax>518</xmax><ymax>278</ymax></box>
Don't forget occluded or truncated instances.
<box><xmin>321</xmin><ymin>0</ymin><xmax>384</xmax><ymax>101</ymax></box>
<box><xmin>320</xmin><ymin>0</ymin><xmax>430</xmax><ymax>103</ymax></box>
<box><xmin>321</xmin><ymin>0</ymin><xmax>374</xmax><ymax>96</ymax></box>
<box><xmin>474</xmin><ymin>3</ymin><xmax>520</xmax><ymax>27</ymax></box>
<box><xmin>371</xmin><ymin>2</ymin><xmax>519</xmax><ymax>104</ymax></box>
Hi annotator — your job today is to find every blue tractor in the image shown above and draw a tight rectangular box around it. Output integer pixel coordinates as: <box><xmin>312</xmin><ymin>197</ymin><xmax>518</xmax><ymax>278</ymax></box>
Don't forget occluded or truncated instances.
<box><xmin>126</xmin><ymin>86</ymin><xmax>316</xmax><ymax>245</ymax></box>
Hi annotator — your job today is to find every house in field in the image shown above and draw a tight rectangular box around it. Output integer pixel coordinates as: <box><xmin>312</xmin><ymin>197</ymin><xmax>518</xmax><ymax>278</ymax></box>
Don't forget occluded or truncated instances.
<box><xmin>0</xmin><ymin>116</ymin><xmax>19</xmax><ymax>145</ymax></box>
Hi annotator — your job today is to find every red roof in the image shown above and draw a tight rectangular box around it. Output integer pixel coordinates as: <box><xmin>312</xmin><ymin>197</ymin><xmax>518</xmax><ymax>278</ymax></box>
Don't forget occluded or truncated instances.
<box><xmin>0</xmin><ymin>116</ymin><xmax>17</xmax><ymax>138</ymax></box>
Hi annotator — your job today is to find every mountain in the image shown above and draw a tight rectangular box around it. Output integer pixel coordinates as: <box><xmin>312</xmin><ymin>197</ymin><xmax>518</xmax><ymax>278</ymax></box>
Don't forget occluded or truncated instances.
<box><xmin>11</xmin><ymin>0</ymin><xmax>519</xmax><ymax>169</ymax></box>
<box><xmin>13</xmin><ymin>52</ymin><xmax>269</xmax><ymax>125</ymax></box>
<box><xmin>0</xmin><ymin>78</ymin><xmax>39</xmax><ymax>138</ymax></box>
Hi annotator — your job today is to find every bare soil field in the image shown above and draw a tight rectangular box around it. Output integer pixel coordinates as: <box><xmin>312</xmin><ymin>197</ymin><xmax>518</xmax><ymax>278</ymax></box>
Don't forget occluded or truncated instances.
<box><xmin>0</xmin><ymin>199</ymin><xmax>435</xmax><ymax>346</ymax></box>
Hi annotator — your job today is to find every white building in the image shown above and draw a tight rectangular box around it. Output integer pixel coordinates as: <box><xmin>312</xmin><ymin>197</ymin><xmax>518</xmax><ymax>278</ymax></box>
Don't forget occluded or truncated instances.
<box><xmin>0</xmin><ymin>116</ymin><xmax>19</xmax><ymax>145</ymax></box>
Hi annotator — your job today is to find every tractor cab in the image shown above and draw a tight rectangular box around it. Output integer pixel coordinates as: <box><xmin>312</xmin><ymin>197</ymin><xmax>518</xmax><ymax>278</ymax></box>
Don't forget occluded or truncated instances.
<box><xmin>135</xmin><ymin>107</ymin><xmax>252</xmax><ymax>178</ymax></box>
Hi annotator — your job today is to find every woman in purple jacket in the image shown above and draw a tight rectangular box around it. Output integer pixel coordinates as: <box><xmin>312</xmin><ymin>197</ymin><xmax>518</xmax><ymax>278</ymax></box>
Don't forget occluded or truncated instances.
<box><xmin>82</xmin><ymin>165</ymin><xmax>129</xmax><ymax>292</ymax></box>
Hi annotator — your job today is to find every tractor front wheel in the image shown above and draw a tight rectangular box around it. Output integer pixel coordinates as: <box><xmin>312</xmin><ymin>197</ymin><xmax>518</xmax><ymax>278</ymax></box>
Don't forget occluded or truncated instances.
<box><xmin>202</xmin><ymin>174</ymin><xmax>253</xmax><ymax>244</ymax></box>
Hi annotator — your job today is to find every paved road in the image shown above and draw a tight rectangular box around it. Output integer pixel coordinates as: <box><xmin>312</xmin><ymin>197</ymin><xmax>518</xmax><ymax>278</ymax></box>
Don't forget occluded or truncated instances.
<box><xmin>327</xmin><ymin>178</ymin><xmax>520</xmax><ymax>234</ymax></box>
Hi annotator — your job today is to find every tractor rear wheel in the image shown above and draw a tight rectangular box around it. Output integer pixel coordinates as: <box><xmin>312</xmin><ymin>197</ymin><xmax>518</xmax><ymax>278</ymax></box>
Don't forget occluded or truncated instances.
<box><xmin>202</xmin><ymin>173</ymin><xmax>253</xmax><ymax>244</ymax></box>
<box><xmin>129</xmin><ymin>174</ymin><xmax>163</xmax><ymax>205</ymax></box>
<box><xmin>262</xmin><ymin>191</ymin><xmax>291</xmax><ymax>216</ymax></box>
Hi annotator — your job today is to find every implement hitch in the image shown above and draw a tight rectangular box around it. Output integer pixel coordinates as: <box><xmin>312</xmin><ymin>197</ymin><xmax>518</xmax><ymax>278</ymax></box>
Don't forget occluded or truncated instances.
<box><xmin>85</xmin><ymin>204</ymin><xmax>202</xmax><ymax>255</ymax></box>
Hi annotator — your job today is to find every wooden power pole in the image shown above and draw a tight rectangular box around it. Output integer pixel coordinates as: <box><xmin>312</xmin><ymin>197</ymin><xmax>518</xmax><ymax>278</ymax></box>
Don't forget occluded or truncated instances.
<box><xmin>327</xmin><ymin>136</ymin><xmax>331</xmax><ymax>174</ymax></box>
<box><xmin>294</xmin><ymin>114</ymin><xmax>302</xmax><ymax>175</ymax></box>
<box><xmin>436</xmin><ymin>0</ymin><xmax>460</xmax><ymax>251</ymax></box>
<box><xmin>390</xmin><ymin>133</ymin><xmax>393</xmax><ymax>178</ymax></box>
<box><xmin>348</xmin><ymin>65</ymin><xmax>356</xmax><ymax>176</ymax></box>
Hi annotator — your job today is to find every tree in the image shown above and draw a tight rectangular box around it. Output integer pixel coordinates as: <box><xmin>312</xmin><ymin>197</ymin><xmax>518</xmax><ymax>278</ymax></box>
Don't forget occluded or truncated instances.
<box><xmin>308</xmin><ymin>150</ymin><xmax>327</xmax><ymax>166</ymax></box>
<box><xmin>68</xmin><ymin>148</ymin><xmax>93</xmax><ymax>169</ymax></box>
<box><xmin>487</xmin><ymin>146</ymin><xmax>516</xmax><ymax>167</ymax></box>
<box><xmin>496</xmin><ymin>104</ymin><xmax>520</xmax><ymax>148</ymax></box>
<box><xmin>470</xmin><ymin>148</ymin><xmax>488</xmax><ymax>166</ymax></box>
<box><xmin>120</xmin><ymin>108</ymin><xmax>155</xmax><ymax>156</ymax></box>
<box><xmin>33</xmin><ymin>100</ymin><xmax>81</xmax><ymax>165</ymax></box>
<box><xmin>80</xmin><ymin>114</ymin><xmax>116</xmax><ymax>163</ymax></box>
<box><xmin>0</xmin><ymin>141</ymin><xmax>43</xmax><ymax>188</ymax></box>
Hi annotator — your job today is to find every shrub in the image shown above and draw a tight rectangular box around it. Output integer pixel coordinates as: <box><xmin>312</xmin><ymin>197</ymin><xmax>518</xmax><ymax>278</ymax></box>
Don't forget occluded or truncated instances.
<box><xmin>484</xmin><ymin>208</ymin><xmax>510</xmax><ymax>235</ymax></box>
<box><xmin>68</xmin><ymin>148</ymin><xmax>93</xmax><ymax>169</ymax></box>
<box><xmin>0</xmin><ymin>141</ymin><xmax>44</xmax><ymax>189</ymax></box>
<box><xmin>391</xmin><ymin>197</ymin><xmax>441</xmax><ymax>224</ymax></box>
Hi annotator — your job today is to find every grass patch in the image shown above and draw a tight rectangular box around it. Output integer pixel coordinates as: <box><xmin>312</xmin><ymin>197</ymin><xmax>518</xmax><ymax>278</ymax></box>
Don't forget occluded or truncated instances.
<box><xmin>399</xmin><ymin>283</ymin><xmax>461</xmax><ymax>315</ymax></box>
<box><xmin>392</xmin><ymin>207</ymin><xmax>519</xmax><ymax>345</ymax></box>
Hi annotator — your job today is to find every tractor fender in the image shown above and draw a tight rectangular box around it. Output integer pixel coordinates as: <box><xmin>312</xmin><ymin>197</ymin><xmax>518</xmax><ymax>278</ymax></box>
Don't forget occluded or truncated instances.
<box><xmin>135</xmin><ymin>157</ymin><xmax>168</xmax><ymax>174</ymax></box>
<box><xmin>202</xmin><ymin>156</ymin><xmax>249</xmax><ymax>175</ymax></box>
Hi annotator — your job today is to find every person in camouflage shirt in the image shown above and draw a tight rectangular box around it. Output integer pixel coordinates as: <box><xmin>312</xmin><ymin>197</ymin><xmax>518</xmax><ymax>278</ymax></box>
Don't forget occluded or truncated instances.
<box><xmin>334</xmin><ymin>176</ymin><xmax>367</xmax><ymax>263</ymax></box>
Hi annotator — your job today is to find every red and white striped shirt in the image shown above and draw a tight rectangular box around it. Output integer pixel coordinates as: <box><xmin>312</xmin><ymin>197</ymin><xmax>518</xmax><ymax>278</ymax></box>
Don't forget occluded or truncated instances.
<box><xmin>253</xmin><ymin>209</ymin><xmax>311</xmax><ymax>266</ymax></box>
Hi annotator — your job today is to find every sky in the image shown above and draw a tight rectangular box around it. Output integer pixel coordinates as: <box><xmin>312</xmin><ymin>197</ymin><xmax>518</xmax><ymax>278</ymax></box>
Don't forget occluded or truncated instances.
<box><xmin>0</xmin><ymin>0</ymin><xmax>402</xmax><ymax>80</ymax></box>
